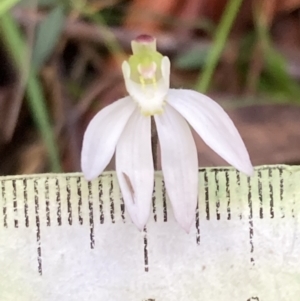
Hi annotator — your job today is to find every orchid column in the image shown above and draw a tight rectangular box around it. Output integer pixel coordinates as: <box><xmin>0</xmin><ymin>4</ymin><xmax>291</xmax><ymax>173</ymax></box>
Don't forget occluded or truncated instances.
<box><xmin>81</xmin><ymin>34</ymin><xmax>253</xmax><ymax>232</ymax></box>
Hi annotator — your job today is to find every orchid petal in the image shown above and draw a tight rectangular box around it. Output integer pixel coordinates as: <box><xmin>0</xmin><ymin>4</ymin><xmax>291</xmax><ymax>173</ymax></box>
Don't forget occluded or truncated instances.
<box><xmin>167</xmin><ymin>89</ymin><xmax>253</xmax><ymax>176</ymax></box>
<box><xmin>81</xmin><ymin>97</ymin><xmax>135</xmax><ymax>180</ymax></box>
<box><xmin>116</xmin><ymin>110</ymin><xmax>153</xmax><ymax>230</ymax></box>
<box><xmin>155</xmin><ymin>104</ymin><xmax>198</xmax><ymax>232</ymax></box>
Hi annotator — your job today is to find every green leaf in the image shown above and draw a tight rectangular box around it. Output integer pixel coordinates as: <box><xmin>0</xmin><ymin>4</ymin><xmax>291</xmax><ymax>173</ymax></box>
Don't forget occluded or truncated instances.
<box><xmin>0</xmin><ymin>0</ymin><xmax>21</xmax><ymax>16</ymax></box>
<box><xmin>38</xmin><ymin>0</ymin><xmax>58</xmax><ymax>6</ymax></box>
<box><xmin>32</xmin><ymin>5</ymin><xmax>65</xmax><ymax>71</ymax></box>
<box><xmin>195</xmin><ymin>0</ymin><xmax>244</xmax><ymax>93</ymax></box>
<box><xmin>262</xmin><ymin>45</ymin><xmax>300</xmax><ymax>101</ymax></box>
<box><xmin>175</xmin><ymin>44</ymin><xmax>210</xmax><ymax>70</ymax></box>
<box><xmin>18</xmin><ymin>0</ymin><xmax>58</xmax><ymax>8</ymax></box>
<box><xmin>0</xmin><ymin>13</ymin><xmax>61</xmax><ymax>172</ymax></box>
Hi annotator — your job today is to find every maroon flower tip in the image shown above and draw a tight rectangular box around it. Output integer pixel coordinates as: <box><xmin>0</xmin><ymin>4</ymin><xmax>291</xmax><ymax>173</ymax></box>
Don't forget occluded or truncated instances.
<box><xmin>135</xmin><ymin>34</ymin><xmax>155</xmax><ymax>44</ymax></box>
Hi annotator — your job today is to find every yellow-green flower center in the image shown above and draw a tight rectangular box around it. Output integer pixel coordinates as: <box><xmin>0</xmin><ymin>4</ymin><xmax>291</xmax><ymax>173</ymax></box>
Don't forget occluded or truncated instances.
<box><xmin>128</xmin><ymin>36</ymin><xmax>163</xmax><ymax>87</ymax></box>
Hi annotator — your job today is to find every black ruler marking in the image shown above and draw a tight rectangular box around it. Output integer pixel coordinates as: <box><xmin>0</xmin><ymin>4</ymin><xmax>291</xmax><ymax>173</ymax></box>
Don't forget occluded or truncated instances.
<box><xmin>77</xmin><ymin>177</ymin><xmax>83</xmax><ymax>225</ymax></box>
<box><xmin>195</xmin><ymin>202</ymin><xmax>200</xmax><ymax>245</ymax></box>
<box><xmin>109</xmin><ymin>176</ymin><xmax>115</xmax><ymax>224</ymax></box>
<box><xmin>2</xmin><ymin>181</ymin><xmax>7</xmax><ymax>228</ymax></box>
<box><xmin>214</xmin><ymin>171</ymin><xmax>220</xmax><ymax>220</ymax></box>
<box><xmin>269</xmin><ymin>169</ymin><xmax>274</xmax><ymax>219</ymax></box>
<box><xmin>162</xmin><ymin>180</ymin><xmax>167</xmax><ymax>222</ymax></box>
<box><xmin>12</xmin><ymin>180</ymin><xmax>18</xmax><ymax>228</ymax></box>
<box><xmin>152</xmin><ymin>181</ymin><xmax>157</xmax><ymax>222</ymax></box>
<box><xmin>143</xmin><ymin>226</ymin><xmax>149</xmax><ymax>272</ymax></box>
<box><xmin>88</xmin><ymin>181</ymin><xmax>95</xmax><ymax>249</ymax></box>
<box><xmin>55</xmin><ymin>179</ymin><xmax>62</xmax><ymax>226</ymax></box>
<box><xmin>258</xmin><ymin>171</ymin><xmax>263</xmax><ymax>219</ymax></box>
<box><xmin>99</xmin><ymin>178</ymin><xmax>104</xmax><ymax>224</ymax></box>
<box><xmin>23</xmin><ymin>179</ymin><xmax>29</xmax><ymax>227</ymax></box>
<box><xmin>204</xmin><ymin>171</ymin><xmax>210</xmax><ymax>220</ymax></box>
<box><xmin>236</xmin><ymin>171</ymin><xmax>242</xmax><ymax>220</ymax></box>
<box><xmin>225</xmin><ymin>171</ymin><xmax>231</xmax><ymax>220</ymax></box>
<box><xmin>279</xmin><ymin>168</ymin><xmax>285</xmax><ymax>218</ymax></box>
<box><xmin>248</xmin><ymin>177</ymin><xmax>255</xmax><ymax>265</ymax></box>
<box><xmin>120</xmin><ymin>196</ymin><xmax>126</xmax><ymax>223</ymax></box>
<box><xmin>34</xmin><ymin>180</ymin><xmax>42</xmax><ymax>275</ymax></box>
<box><xmin>66</xmin><ymin>177</ymin><xmax>72</xmax><ymax>225</ymax></box>
<box><xmin>44</xmin><ymin>178</ymin><xmax>50</xmax><ymax>227</ymax></box>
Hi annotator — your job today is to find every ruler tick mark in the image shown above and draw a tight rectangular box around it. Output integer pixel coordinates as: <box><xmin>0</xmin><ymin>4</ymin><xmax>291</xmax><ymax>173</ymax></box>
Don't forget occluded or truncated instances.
<box><xmin>248</xmin><ymin>177</ymin><xmax>255</xmax><ymax>265</ymax></box>
<box><xmin>120</xmin><ymin>196</ymin><xmax>126</xmax><ymax>223</ymax></box>
<box><xmin>214</xmin><ymin>171</ymin><xmax>220</xmax><ymax>220</ymax></box>
<box><xmin>225</xmin><ymin>171</ymin><xmax>231</xmax><ymax>220</ymax></box>
<box><xmin>34</xmin><ymin>180</ymin><xmax>42</xmax><ymax>275</ymax></box>
<box><xmin>88</xmin><ymin>181</ymin><xmax>95</xmax><ymax>249</ymax></box>
<box><xmin>66</xmin><ymin>177</ymin><xmax>72</xmax><ymax>225</ymax></box>
<box><xmin>2</xmin><ymin>181</ymin><xmax>7</xmax><ymax>228</ymax></box>
<box><xmin>143</xmin><ymin>226</ymin><xmax>149</xmax><ymax>272</ymax></box>
<box><xmin>236</xmin><ymin>171</ymin><xmax>242</xmax><ymax>220</ymax></box>
<box><xmin>77</xmin><ymin>177</ymin><xmax>83</xmax><ymax>225</ymax></box>
<box><xmin>23</xmin><ymin>179</ymin><xmax>29</xmax><ymax>227</ymax></box>
<box><xmin>12</xmin><ymin>180</ymin><xmax>18</xmax><ymax>228</ymax></box>
<box><xmin>195</xmin><ymin>203</ymin><xmax>200</xmax><ymax>245</ymax></box>
<box><xmin>279</xmin><ymin>168</ymin><xmax>285</xmax><ymax>218</ymax></box>
<box><xmin>268</xmin><ymin>169</ymin><xmax>274</xmax><ymax>219</ymax></box>
<box><xmin>258</xmin><ymin>171</ymin><xmax>263</xmax><ymax>219</ymax></box>
<box><xmin>152</xmin><ymin>181</ymin><xmax>157</xmax><ymax>222</ymax></box>
<box><xmin>162</xmin><ymin>180</ymin><xmax>167</xmax><ymax>222</ymax></box>
<box><xmin>204</xmin><ymin>171</ymin><xmax>210</xmax><ymax>220</ymax></box>
<box><xmin>99</xmin><ymin>179</ymin><xmax>104</xmax><ymax>224</ymax></box>
<box><xmin>55</xmin><ymin>179</ymin><xmax>62</xmax><ymax>226</ymax></box>
<box><xmin>109</xmin><ymin>176</ymin><xmax>115</xmax><ymax>224</ymax></box>
<box><xmin>45</xmin><ymin>178</ymin><xmax>51</xmax><ymax>227</ymax></box>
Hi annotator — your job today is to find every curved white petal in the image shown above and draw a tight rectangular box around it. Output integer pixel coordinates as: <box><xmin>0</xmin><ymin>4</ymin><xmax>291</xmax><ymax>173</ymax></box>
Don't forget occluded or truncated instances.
<box><xmin>167</xmin><ymin>89</ymin><xmax>253</xmax><ymax>176</ymax></box>
<box><xmin>116</xmin><ymin>110</ymin><xmax>153</xmax><ymax>230</ymax></box>
<box><xmin>81</xmin><ymin>97</ymin><xmax>135</xmax><ymax>180</ymax></box>
<box><xmin>155</xmin><ymin>104</ymin><xmax>198</xmax><ymax>232</ymax></box>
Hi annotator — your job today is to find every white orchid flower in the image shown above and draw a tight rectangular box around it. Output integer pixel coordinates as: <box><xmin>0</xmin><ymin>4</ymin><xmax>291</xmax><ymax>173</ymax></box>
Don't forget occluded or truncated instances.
<box><xmin>81</xmin><ymin>34</ymin><xmax>253</xmax><ymax>232</ymax></box>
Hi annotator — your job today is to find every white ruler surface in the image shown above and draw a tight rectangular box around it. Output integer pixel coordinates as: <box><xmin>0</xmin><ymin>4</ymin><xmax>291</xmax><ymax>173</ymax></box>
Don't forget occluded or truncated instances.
<box><xmin>0</xmin><ymin>165</ymin><xmax>300</xmax><ymax>301</ymax></box>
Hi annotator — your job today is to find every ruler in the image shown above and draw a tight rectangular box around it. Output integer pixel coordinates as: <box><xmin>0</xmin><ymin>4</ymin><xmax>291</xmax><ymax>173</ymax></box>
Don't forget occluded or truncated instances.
<box><xmin>0</xmin><ymin>165</ymin><xmax>299</xmax><ymax>301</ymax></box>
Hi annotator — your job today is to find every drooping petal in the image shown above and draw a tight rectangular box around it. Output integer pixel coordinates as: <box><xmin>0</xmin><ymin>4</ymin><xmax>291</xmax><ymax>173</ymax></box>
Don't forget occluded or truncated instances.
<box><xmin>116</xmin><ymin>109</ymin><xmax>153</xmax><ymax>230</ymax></box>
<box><xmin>81</xmin><ymin>97</ymin><xmax>135</xmax><ymax>180</ymax></box>
<box><xmin>155</xmin><ymin>104</ymin><xmax>198</xmax><ymax>232</ymax></box>
<box><xmin>167</xmin><ymin>89</ymin><xmax>253</xmax><ymax>176</ymax></box>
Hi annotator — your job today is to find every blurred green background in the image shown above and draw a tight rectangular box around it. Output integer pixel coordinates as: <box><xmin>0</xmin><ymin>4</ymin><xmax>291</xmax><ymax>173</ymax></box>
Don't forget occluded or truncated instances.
<box><xmin>1</xmin><ymin>0</ymin><xmax>300</xmax><ymax>175</ymax></box>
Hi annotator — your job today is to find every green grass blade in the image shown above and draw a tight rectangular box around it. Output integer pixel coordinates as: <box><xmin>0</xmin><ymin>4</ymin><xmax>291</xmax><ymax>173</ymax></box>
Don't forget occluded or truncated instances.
<box><xmin>32</xmin><ymin>5</ymin><xmax>65</xmax><ymax>71</ymax></box>
<box><xmin>0</xmin><ymin>13</ymin><xmax>62</xmax><ymax>172</ymax></box>
<box><xmin>195</xmin><ymin>0</ymin><xmax>243</xmax><ymax>93</ymax></box>
<box><xmin>0</xmin><ymin>0</ymin><xmax>21</xmax><ymax>16</ymax></box>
